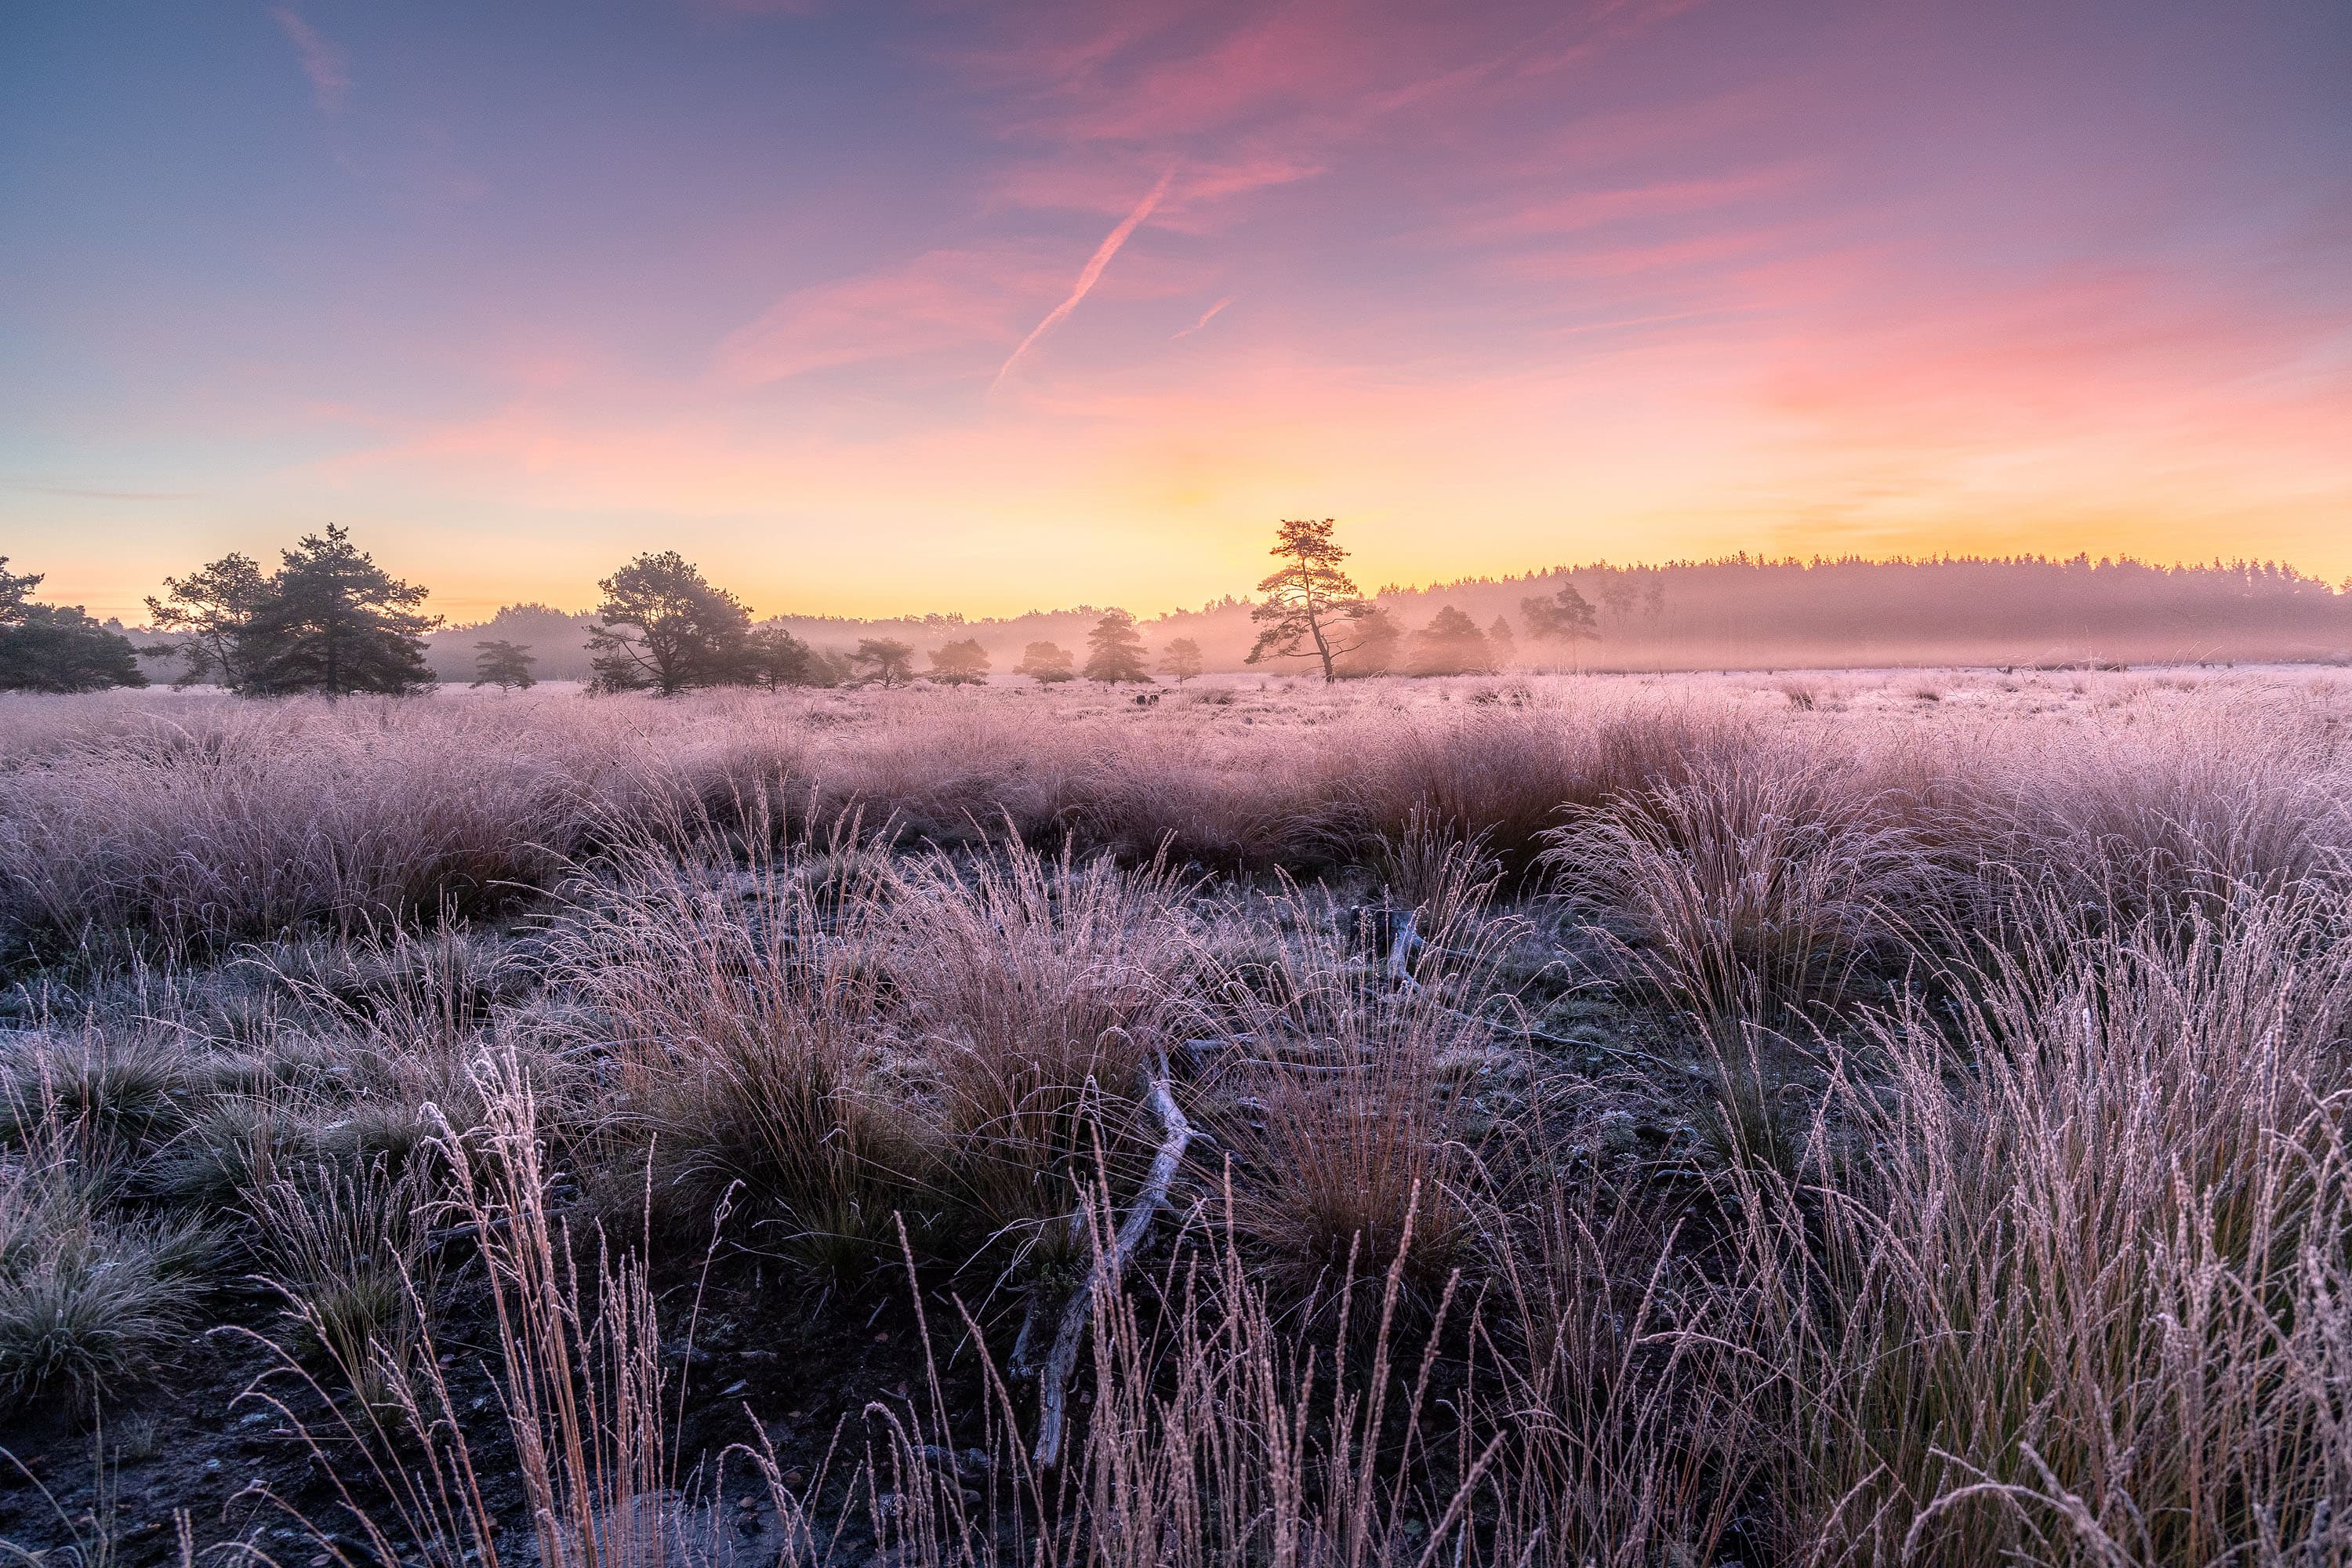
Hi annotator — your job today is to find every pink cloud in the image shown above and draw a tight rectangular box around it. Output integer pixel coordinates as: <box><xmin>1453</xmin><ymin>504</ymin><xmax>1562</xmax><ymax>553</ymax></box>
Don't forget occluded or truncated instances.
<box><xmin>987</xmin><ymin>151</ymin><xmax>1325</xmax><ymax>231</ymax></box>
<box><xmin>1459</xmin><ymin>165</ymin><xmax>1808</xmax><ymax>241</ymax></box>
<box><xmin>933</xmin><ymin>0</ymin><xmax>1744</xmax><ymax>315</ymax></box>
<box><xmin>1487</xmin><ymin>220</ymin><xmax>1813</xmax><ymax>284</ymax></box>
<box><xmin>1499</xmin><ymin>83</ymin><xmax>1792</xmax><ymax>181</ymax></box>
<box><xmin>1709</xmin><ymin>262</ymin><xmax>2352</xmax><ymax>562</ymax></box>
<box><xmin>972</xmin><ymin>0</ymin><xmax>1708</xmax><ymax>149</ymax></box>
<box><xmin>713</xmin><ymin>249</ymin><xmax>1047</xmax><ymax>385</ymax></box>
<box><xmin>271</xmin><ymin>7</ymin><xmax>350</xmax><ymax>114</ymax></box>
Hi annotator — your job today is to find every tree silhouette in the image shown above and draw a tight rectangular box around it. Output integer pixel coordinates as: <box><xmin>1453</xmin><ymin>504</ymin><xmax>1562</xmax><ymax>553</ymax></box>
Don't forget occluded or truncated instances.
<box><xmin>849</xmin><ymin>637</ymin><xmax>916</xmax><ymax>688</ymax></box>
<box><xmin>1014</xmin><ymin>641</ymin><xmax>1076</xmax><ymax>684</ymax></box>
<box><xmin>744</xmin><ymin>625</ymin><xmax>828</xmax><ymax>690</ymax></box>
<box><xmin>0</xmin><ymin>559</ymin><xmax>33</xmax><ymax>624</ymax></box>
<box><xmin>1083</xmin><ymin>611</ymin><xmax>1152</xmax><ymax>683</ymax></box>
<box><xmin>1486</xmin><ymin>614</ymin><xmax>1518</xmax><ymax>669</ymax></box>
<box><xmin>143</xmin><ymin>553</ymin><xmax>270</xmax><ymax>688</ymax></box>
<box><xmin>238</xmin><ymin>524</ymin><xmax>440</xmax><ymax>696</ymax></box>
<box><xmin>0</xmin><ymin>559</ymin><xmax>147</xmax><ymax>692</ymax></box>
<box><xmin>1333</xmin><ymin>607</ymin><xmax>1403</xmax><ymax>677</ymax></box>
<box><xmin>586</xmin><ymin>551</ymin><xmax>753</xmax><ymax>695</ymax></box>
<box><xmin>1245</xmin><ymin>517</ymin><xmax>1373</xmax><ymax>682</ymax></box>
<box><xmin>1520</xmin><ymin>579</ymin><xmax>1600</xmax><ymax>669</ymax></box>
<box><xmin>470</xmin><ymin>639</ymin><xmax>537</xmax><ymax>691</ymax></box>
<box><xmin>1156</xmin><ymin>637</ymin><xmax>1203</xmax><ymax>684</ymax></box>
<box><xmin>1412</xmin><ymin>605</ymin><xmax>1493</xmax><ymax>675</ymax></box>
<box><xmin>1599</xmin><ymin>579</ymin><xmax>1638</xmax><ymax>624</ymax></box>
<box><xmin>927</xmin><ymin>637</ymin><xmax>991</xmax><ymax>685</ymax></box>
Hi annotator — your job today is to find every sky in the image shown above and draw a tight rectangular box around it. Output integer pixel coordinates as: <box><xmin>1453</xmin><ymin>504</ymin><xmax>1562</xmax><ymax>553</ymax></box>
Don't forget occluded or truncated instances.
<box><xmin>3</xmin><ymin>1</ymin><xmax>2348</xmax><ymax>623</ymax></box>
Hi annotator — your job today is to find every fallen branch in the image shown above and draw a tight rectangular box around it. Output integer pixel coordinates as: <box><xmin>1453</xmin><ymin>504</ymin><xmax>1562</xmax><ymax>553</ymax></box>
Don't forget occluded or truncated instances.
<box><xmin>1385</xmin><ymin>908</ymin><xmax>1423</xmax><ymax>992</ymax></box>
<box><xmin>1007</xmin><ymin>1288</ymin><xmax>1047</xmax><ymax>1381</ymax></box>
<box><xmin>1032</xmin><ymin>1068</ymin><xmax>1193</xmax><ymax>1471</ymax></box>
<box><xmin>427</xmin><ymin>1211</ymin><xmax>524</xmax><ymax>1250</ymax></box>
<box><xmin>1179</xmin><ymin>1033</ymin><xmax>1258</xmax><ymax>1063</ymax></box>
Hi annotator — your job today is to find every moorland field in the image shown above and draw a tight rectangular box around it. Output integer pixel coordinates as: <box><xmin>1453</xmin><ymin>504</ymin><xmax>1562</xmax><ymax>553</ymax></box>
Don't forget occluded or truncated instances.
<box><xmin>3</xmin><ymin>666</ymin><xmax>2350</xmax><ymax>1567</ymax></box>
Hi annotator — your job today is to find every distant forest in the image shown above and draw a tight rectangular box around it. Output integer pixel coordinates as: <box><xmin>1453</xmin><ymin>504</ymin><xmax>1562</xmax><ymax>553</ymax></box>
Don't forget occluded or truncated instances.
<box><xmin>420</xmin><ymin>554</ymin><xmax>2352</xmax><ymax>683</ymax></box>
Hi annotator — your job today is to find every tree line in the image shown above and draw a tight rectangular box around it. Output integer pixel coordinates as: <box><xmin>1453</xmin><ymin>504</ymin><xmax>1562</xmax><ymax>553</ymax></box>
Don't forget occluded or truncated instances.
<box><xmin>0</xmin><ymin>557</ymin><xmax>151</xmax><ymax>692</ymax></box>
<box><xmin>0</xmin><ymin>532</ymin><xmax>1211</xmax><ymax>696</ymax></box>
<box><xmin>13</xmin><ymin>515</ymin><xmax>2340</xmax><ymax>697</ymax></box>
<box><xmin>3</xmin><ymin>527</ymin><xmax>441</xmax><ymax>695</ymax></box>
<box><xmin>1243</xmin><ymin>517</ymin><xmax>1635</xmax><ymax>680</ymax></box>
<box><xmin>1</xmin><ymin>517</ymin><xmax>1623</xmax><ymax>696</ymax></box>
<box><xmin>576</xmin><ymin>552</ymin><xmax>1204</xmax><ymax>693</ymax></box>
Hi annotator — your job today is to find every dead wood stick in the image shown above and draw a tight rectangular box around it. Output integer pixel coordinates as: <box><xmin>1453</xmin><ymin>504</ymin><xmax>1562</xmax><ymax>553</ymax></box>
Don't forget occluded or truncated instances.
<box><xmin>1007</xmin><ymin>1287</ymin><xmax>1047</xmax><ymax>1380</ymax></box>
<box><xmin>1386</xmin><ymin>908</ymin><xmax>1424</xmax><ymax>991</ymax></box>
<box><xmin>1032</xmin><ymin>1069</ymin><xmax>1193</xmax><ymax>1471</ymax></box>
<box><xmin>1179</xmin><ymin>1033</ymin><xmax>1258</xmax><ymax>1062</ymax></box>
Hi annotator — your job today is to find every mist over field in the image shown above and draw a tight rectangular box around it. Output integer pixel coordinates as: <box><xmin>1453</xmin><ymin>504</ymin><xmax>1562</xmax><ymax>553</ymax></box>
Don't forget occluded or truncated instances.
<box><xmin>410</xmin><ymin>555</ymin><xmax>2352</xmax><ymax>687</ymax></box>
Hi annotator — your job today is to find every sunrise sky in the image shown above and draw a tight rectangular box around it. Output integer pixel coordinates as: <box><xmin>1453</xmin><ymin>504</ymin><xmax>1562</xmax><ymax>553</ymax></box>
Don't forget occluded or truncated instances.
<box><xmin>4</xmin><ymin>1</ymin><xmax>2348</xmax><ymax>622</ymax></box>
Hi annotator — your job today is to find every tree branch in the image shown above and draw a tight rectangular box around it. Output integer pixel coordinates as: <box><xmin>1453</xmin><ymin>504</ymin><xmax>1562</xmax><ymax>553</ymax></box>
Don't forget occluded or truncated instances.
<box><xmin>1032</xmin><ymin>1068</ymin><xmax>1192</xmax><ymax>1471</ymax></box>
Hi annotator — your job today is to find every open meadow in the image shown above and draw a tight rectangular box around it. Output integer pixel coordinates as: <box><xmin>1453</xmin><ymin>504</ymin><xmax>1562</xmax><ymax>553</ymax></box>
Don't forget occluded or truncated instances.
<box><xmin>3</xmin><ymin>666</ymin><xmax>2351</xmax><ymax>1567</ymax></box>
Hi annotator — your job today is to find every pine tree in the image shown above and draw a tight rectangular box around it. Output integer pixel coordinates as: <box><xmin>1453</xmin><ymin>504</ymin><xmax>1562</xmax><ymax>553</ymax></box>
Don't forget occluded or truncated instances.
<box><xmin>1156</xmin><ymin>637</ymin><xmax>1203</xmax><ymax>684</ymax></box>
<box><xmin>1486</xmin><ymin>615</ymin><xmax>1518</xmax><ymax>669</ymax></box>
<box><xmin>1014</xmin><ymin>641</ymin><xmax>1076</xmax><ymax>684</ymax></box>
<box><xmin>0</xmin><ymin>558</ymin><xmax>34</xmax><ymax>625</ymax></box>
<box><xmin>0</xmin><ymin>560</ymin><xmax>148</xmax><ymax>691</ymax></box>
<box><xmin>586</xmin><ymin>552</ymin><xmax>754</xmax><ymax>695</ymax></box>
<box><xmin>1083</xmin><ymin>611</ymin><xmax>1153</xmax><ymax>683</ymax></box>
<box><xmin>238</xmin><ymin>525</ymin><xmax>440</xmax><ymax>696</ymax></box>
<box><xmin>744</xmin><ymin>625</ymin><xmax>829</xmax><ymax>689</ymax></box>
<box><xmin>1411</xmin><ymin>605</ymin><xmax>1493</xmax><ymax>675</ymax></box>
<box><xmin>1333</xmin><ymin>607</ymin><xmax>1404</xmax><ymax>677</ymax></box>
<box><xmin>848</xmin><ymin>637</ymin><xmax>916</xmax><ymax>688</ymax></box>
<box><xmin>927</xmin><ymin>637</ymin><xmax>991</xmax><ymax>685</ymax></box>
<box><xmin>144</xmin><ymin>553</ymin><xmax>270</xmax><ymax>688</ymax></box>
<box><xmin>470</xmin><ymin>639</ymin><xmax>537</xmax><ymax>691</ymax></box>
<box><xmin>1520</xmin><ymin>579</ymin><xmax>1600</xmax><ymax>669</ymax></box>
<box><xmin>1245</xmin><ymin>517</ymin><xmax>1374</xmax><ymax>682</ymax></box>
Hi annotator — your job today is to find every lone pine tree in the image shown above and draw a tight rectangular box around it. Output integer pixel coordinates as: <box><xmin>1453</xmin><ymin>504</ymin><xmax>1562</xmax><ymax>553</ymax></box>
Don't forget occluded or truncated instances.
<box><xmin>587</xmin><ymin>551</ymin><xmax>757</xmax><ymax>695</ymax></box>
<box><xmin>849</xmin><ymin>637</ymin><xmax>917</xmax><ymax>688</ymax></box>
<box><xmin>1014</xmin><ymin>641</ymin><xmax>1076</xmax><ymax>683</ymax></box>
<box><xmin>744</xmin><ymin>624</ymin><xmax>828</xmax><ymax>689</ymax></box>
<box><xmin>1333</xmin><ymin>606</ymin><xmax>1403</xmax><ymax>677</ymax></box>
<box><xmin>471</xmin><ymin>639</ymin><xmax>538</xmax><ymax>691</ymax></box>
<box><xmin>1156</xmin><ymin>637</ymin><xmax>1203</xmax><ymax>684</ymax></box>
<box><xmin>1520</xmin><ymin>579</ymin><xmax>1600</xmax><ymax>670</ymax></box>
<box><xmin>238</xmin><ymin>525</ymin><xmax>440</xmax><ymax>696</ymax></box>
<box><xmin>927</xmin><ymin>637</ymin><xmax>991</xmax><ymax>685</ymax></box>
<box><xmin>1412</xmin><ymin>605</ymin><xmax>1494</xmax><ymax>676</ymax></box>
<box><xmin>1486</xmin><ymin>614</ymin><xmax>1518</xmax><ymax>669</ymax></box>
<box><xmin>1245</xmin><ymin>517</ymin><xmax>1374</xmax><ymax>683</ymax></box>
<box><xmin>1083</xmin><ymin>610</ymin><xmax>1153</xmax><ymax>683</ymax></box>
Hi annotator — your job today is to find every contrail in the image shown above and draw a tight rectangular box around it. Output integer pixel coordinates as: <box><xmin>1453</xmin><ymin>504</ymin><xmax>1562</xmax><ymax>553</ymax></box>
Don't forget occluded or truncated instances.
<box><xmin>993</xmin><ymin>165</ymin><xmax>1176</xmax><ymax>390</ymax></box>
<box><xmin>1171</xmin><ymin>295</ymin><xmax>1234</xmax><ymax>339</ymax></box>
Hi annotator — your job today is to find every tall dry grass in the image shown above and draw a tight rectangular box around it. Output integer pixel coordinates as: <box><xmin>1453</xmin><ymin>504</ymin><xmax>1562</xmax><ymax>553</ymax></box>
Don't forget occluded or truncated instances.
<box><xmin>1698</xmin><ymin>885</ymin><xmax>2352</xmax><ymax>1566</ymax></box>
<box><xmin>4</xmin><ymin>670</ymin><xmax>2351</xmax><ymax>1565</ymax></box>
<box><xmin>243</xmin><ymin>1051</ymin><xmax>704</xmax><ymax>1568</ymax></box>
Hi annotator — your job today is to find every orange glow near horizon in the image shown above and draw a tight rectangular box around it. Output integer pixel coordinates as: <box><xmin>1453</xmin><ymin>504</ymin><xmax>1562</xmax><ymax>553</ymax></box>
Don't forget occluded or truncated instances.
<box><xmin>5</xmin><ymin>2</ymin><xmax>2348</xmax><ymax>622</ymax></box>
